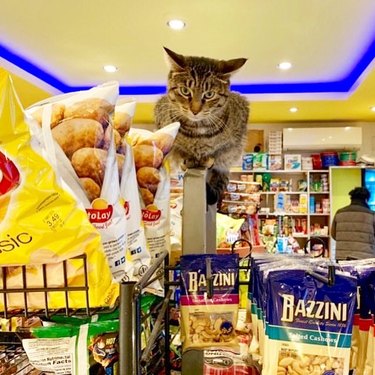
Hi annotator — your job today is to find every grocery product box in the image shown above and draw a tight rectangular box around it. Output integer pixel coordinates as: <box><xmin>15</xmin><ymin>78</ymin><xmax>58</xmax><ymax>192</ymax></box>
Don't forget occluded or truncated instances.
<box><xmin>269</xmin><ymin>155</ymin><xmax>283</xmax><ymax>170</ymax></box>
<box><xmin>242</xmin><ymin>153</ymin><xmax>253</xmax><ymax>170</ymax></box>
<box><xmin>284</xmin><ymin>154</ymin><xmax>302</xmax><ymax>170</ymax></box>
<box><xmin>253</xmin><ymin>152</ymin><xmax>268</xmax><ymax>171</ymax></box>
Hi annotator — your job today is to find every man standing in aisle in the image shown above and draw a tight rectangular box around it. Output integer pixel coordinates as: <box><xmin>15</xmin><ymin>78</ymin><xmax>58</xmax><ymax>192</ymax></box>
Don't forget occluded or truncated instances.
<box><xmin>331</xmin><ymin>187</ymin><xmax>375</xmax><ymax>260</ymax></box>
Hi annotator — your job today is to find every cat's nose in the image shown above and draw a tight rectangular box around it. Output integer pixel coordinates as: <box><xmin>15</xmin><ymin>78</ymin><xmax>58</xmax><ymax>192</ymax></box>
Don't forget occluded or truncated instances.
<box><xmin>191</xmin><ymin>103</ymin><xmax>201</xmax><ymax>115</ymax></box>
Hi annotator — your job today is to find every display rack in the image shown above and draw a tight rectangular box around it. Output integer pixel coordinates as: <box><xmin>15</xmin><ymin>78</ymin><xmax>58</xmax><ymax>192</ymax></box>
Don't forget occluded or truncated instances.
<box><xmin>0</xmin><ymin>251</ymin><xmax>170</xmax><ymax>375</ymax></box>
<box><xmin>0</xmin><ymin>254</ymin><xmax>116</xmax><ymax>374</ymax></box>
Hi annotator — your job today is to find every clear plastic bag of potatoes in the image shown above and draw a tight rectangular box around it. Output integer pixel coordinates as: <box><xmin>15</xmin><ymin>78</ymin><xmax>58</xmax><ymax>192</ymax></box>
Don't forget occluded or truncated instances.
<box><xmin>115</xmin><ymin>100</ymin><xmax>162</xmax><ymax>295</ymax></box>
<box><xmin>25</xmin><ymin>81</ymin><xmax>133</xmax><ymax>282</ymax></box>
<box><xmin>128</xmin><ymin>122</ymin><xmax>180</xmax><ymax>262</ymax></box>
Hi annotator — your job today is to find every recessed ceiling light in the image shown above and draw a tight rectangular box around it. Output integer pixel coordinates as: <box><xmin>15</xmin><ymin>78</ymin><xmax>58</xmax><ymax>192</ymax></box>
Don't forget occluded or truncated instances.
<box><xmin>289</xmin><ymin>107</ymin><xmax>298</xmax><ymax>113</ymax></box>
<box><xmin>167</xmin><ymin>19</ymin><xmax>186</xmax><ymax>30</ymax></box>
<box><xmin>103</xmin><ymin>65</ymin><xmax>118</xmax><ymax>73</ymax></box>
<box><xmin>371</xmin><ymin>106</ymin><xmax>375</xmax><ymax>112</ymax></box>
<box><xmin>277</xmin><ymin>61</ymin><xmax>292</xmax><ymax>70</ymax></box>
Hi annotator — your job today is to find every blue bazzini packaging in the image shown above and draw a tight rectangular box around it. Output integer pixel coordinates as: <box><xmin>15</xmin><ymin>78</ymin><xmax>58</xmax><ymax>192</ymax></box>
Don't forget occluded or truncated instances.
<box><xmin>180</xmin><ymin>254</ymin><xmax>239</xmax><ymax>352</ymax></box>
<box><xmin>263</xmin><ymin>268</ymin><xmax>357</xmax><ymax>375</ymax></box>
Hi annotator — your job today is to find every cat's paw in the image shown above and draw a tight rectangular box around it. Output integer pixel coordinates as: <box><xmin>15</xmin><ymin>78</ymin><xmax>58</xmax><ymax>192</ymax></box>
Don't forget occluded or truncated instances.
<box><xmin>202</xmin><ymin>157</ymin><xmax>215</xmax><ymax>169</ymax></box>
<box><xmin>182</xmin><ymin>157</ymin><xmax>215</xmax><ymax>169</ymax></box>
<box><xmin>180</xmin><ymin>162</ymin><xmax>187</xmax><ymax>171</ymax></box>
<box><xmin>183</xmin><ymin>159</ymin><xmax>199</xmax><ymax>169</ymax></box>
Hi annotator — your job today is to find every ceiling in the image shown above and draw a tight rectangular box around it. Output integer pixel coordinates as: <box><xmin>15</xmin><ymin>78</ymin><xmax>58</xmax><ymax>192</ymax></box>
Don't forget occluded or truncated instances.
<box><xmin>0</xmin><ymin>0</ymin><xmax>375</xmax><ymax>124</ymax></box>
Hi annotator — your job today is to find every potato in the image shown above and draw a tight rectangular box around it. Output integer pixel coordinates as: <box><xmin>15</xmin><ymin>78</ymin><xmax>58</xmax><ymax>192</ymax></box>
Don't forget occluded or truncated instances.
<box><xmin>31</xmin><ymin>103</ymin><xmax>65</xmax><ymax>128</ymax></box>
<box><xmin>64</xmin><ymin>98</ymin><xmax>114</xmax><ymax>126</ymax></box>
<box><xmin>79</xmin><ymin>177</ymin><xmax>101</xmax><ymax>202</ymax></box>
<box><xmin>51</xmin><ymin>118</ymin><xmax>104</xmax><ymax>158</ymax></box>
<box><xmin>136</xmin><ymin>167</ymin><xmax>160</xmax><ymax>189</ymax></box>
<box><xmin>114</xmin><ymin>111</ymin><xmax>131</xmax><ymax>136</ymax></box>
<box><xmin>71</xmin><ymin>148</ymin><xmax>124</xmax><ymax>185</ymax></box>
<box><xmin>72</xmin><ymin>148</ymin><xmax>108</xmax><ymax>185</ymax></box>
<box><xmin>103</xmin><ymin>126</ymin><xmax>121</xmax><ymax>150</ymax></box>
<box><xmin>133</xmin><ymin>144</ymin><xmax>163</xmax><ymax>169</ymax></box>
<box><xmin>139</xmin><ymin>187</ymin><xmax>154</xmax><ymax>206</ymax></box>
<box><xmin>139</xmin><ymin>132</ymin><xmax>174</xmax><ymax>155</ymax></box>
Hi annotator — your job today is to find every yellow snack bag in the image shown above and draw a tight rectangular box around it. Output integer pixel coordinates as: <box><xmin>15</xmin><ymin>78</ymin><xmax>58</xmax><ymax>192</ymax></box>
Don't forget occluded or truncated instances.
<box><xmin>0</xmin><ymin>74</ymin><xmax>118</xmax><ymax>309</ymax></box>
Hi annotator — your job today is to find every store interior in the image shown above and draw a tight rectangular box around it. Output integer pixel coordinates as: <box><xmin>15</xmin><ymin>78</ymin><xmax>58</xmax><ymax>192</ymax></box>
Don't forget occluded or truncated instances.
<box><xmin>1</xmin><ymin>1</ymin><xmax>375</xmax><ymax>375</ymax></box>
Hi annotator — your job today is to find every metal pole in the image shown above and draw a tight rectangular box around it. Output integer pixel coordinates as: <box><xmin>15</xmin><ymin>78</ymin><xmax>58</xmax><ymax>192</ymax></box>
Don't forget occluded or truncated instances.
<box><xmin>119</xmin><ymin>281</ymin><xmax>139</xmax><ymax>375</ymax></box>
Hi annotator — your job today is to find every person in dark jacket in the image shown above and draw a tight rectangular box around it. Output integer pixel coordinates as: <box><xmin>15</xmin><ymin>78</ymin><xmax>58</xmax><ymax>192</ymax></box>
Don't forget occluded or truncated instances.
<box><xmin>331</xmin><ymin>186</ymin><xmax>375</xmax><ymax>260</ymax></box>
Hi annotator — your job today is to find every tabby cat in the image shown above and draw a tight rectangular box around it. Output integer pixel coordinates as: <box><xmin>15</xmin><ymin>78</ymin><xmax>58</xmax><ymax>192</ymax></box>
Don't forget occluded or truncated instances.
<box><xmin>154</xmin><ymin>47</ymin><xmax>250</xmax><ymax>204</ymax></box>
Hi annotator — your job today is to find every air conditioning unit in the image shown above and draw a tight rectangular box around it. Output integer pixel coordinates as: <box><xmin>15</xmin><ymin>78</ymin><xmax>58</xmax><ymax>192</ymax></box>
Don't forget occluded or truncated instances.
<box><xmin>283</xmin><ymin>127</ymin><xmax>362</xmax><ymax>151</ymax></box>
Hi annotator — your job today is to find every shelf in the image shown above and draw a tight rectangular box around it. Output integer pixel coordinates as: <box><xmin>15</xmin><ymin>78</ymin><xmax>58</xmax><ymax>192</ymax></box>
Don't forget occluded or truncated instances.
<box><xmin>230</xmin><ymin>168</ymin><xmax>307</xmax><ymax>174</ymax></box>
<box><xmin>227</xmin><ymin>166</ymin><xmax>332</xmax><ymax>254</ymax></box>
<box><xmin>261</xmin><ymin>191</ymin><xmax>306</xmax><ymax>195</ymax></box>
<box><xmin>230</xmin><ymin>168</ymin><xmax>330</xmax><ymax>174</ymax></box>
<box><xmin>258</xmin><ymin>212</ymin><xmax>308</xmax><ymax>216</ymax></box>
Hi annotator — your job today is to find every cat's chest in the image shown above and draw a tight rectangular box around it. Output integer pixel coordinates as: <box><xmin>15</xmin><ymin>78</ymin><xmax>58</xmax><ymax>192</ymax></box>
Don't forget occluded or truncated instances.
<box><xmin>174</xmin><ymin>131</ymin><xmax>221</xmax><ymax>158</ymax></box>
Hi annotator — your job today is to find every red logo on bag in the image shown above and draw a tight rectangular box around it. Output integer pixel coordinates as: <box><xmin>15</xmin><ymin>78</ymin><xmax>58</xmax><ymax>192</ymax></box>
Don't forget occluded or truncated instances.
<box><xmin>124</xmin><ymin>200</ymin><xmax>129</xmax><ymax>215</ymax></box>
<box><xmin>142</xmin><ymin>205</ymin><xmax>161</xmax><ymax>222</ymax></box>
<box><xmin>0</xmin><ymin>151</ymin><xmax>20</xmax><ymax>196</ymax></box>
<box><xmin>86</xmin><ymin>198</ymin><xmax>113</xmax><ymax>223</ymax></box>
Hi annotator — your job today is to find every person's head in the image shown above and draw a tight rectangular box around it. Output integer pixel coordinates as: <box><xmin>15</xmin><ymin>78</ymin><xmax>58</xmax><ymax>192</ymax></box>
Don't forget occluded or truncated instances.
<box><xmin>349</xmin><ymin>186</ymin><xmax>370</xmax><ymax>202</ymax></box>
<box><xmin>253</xmin><ymin>143</ymin><xmax>261</xmax><ymax>152</ymax></box>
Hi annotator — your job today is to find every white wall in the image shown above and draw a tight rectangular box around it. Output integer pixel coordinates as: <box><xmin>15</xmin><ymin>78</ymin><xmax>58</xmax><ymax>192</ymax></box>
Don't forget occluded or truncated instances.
<box><xmin>247</xmin><ymin>122</ymin><xmax>375</xmax><ymax>158</ymax></box>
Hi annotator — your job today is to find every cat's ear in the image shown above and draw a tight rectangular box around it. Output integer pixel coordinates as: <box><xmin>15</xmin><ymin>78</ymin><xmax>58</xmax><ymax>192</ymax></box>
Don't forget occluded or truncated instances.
<box><xmin>163</xmin><ymin>47</ymin><xmax>186</xmax><ymax>71</ymax></box>
<box><xmin>220</xmin><ymin>58</ymin><xmax>247</xmax><ymax>75</ymax></box>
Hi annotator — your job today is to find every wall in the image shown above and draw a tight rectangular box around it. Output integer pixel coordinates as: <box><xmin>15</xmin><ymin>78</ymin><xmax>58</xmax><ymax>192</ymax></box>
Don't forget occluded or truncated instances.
<box><xmin>247</xmin><ymin>121</ymin><xmax>375</xmax><ymax>158</ymax></box>
<box><xmin>330</xmin><ymin>167</ymin><xmax>362</xmax><ymax>215</ymax></box>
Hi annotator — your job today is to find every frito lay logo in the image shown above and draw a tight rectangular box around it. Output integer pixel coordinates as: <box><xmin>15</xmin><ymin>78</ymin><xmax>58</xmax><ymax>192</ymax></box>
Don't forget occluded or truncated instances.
<box><xmin>119</xmin><ymin>198</ymin><xmax>129</xmax><ymax>215</ymax></box>
<box><xmin>86</xmin><ymin>198</ymin><xmax>113</xmax><ymax>223</ymax></box>
<box><xmin>142</xmin><ymin>205</ymin><xmax>161</xmax><ymax>222</ymax></box>
<box><xmin>124</xmin><ymin>200</ymin><xmax>130</xmax><ymax>215</ymax></box>
<box><xmin>0</xmin><ymin>151</ymin><xmax>20</xmax><ymax>196</ymax></box>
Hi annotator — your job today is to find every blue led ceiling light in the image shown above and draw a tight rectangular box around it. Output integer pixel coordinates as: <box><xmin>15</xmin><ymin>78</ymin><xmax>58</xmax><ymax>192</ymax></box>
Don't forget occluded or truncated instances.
<box><xmin>0</xmin><ymin>35</ymin><xmax>374</xmax><ymax>96</ymax></box>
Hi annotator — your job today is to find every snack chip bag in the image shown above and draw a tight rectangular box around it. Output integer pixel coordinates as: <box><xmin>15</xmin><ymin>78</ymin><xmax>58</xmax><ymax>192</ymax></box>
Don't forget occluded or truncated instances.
<box><xmin>128</xmin><ymin>122</ymin><xmax>180</xmax><ymax>261</ymax></box>
<box><xmin>263</xmin><ymin>267</ymin><xmax>357</xmax><ymax>375</ymax></box>
<box><xmin>23</xmin><ymin>320</ymin><xmax>119</xmax><ymax>375</ymax></box>
<box><xmin>23</xmin><ymin>325</ymin><xmax>79</xmax><ymax>375</ymax></box>
<box><xmin>26</xmin><ymin>81</ymin><xmax>132</xmax><ymax>282</ymax></box>
<box><xmin>116</xmin><ymin>101</ymin><xmax>153</xmax><ymax>278</ymax></box>
<box><xmin>0</xmin><ymin>74</ymin><xmax>117</xmax><ymax>309</ymax></box>
<box><xmin>180</xmin><ymin>254</ymin><xmax>239</xmax><ymax>352</ymax></box>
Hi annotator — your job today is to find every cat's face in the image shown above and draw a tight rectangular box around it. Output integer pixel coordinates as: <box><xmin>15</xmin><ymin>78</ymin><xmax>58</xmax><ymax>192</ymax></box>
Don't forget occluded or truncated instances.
<box><xmin>164</xmin><ymin>48</ymin><xmax>247</xmax><ymax>122</ymax></box>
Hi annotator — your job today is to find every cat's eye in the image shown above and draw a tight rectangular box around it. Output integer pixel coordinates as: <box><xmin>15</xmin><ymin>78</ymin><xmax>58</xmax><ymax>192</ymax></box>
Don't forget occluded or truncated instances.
<box><xmin>203</xmin><ymin>91</ymin><xmax>215</xmax><ymax>100</ymax></box>
<box><xmin>179</xmin><ymin>86</ymin><xmax>191</xmax><ymax>97</ymax></box>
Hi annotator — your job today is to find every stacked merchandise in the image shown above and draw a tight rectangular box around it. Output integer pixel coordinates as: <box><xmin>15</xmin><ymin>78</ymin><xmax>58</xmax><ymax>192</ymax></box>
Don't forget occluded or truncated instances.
<box><xmin>338</xmin><ymin>258</ymin><xmax>375</xmax><ymax>375</ymax></box>
<box><xmin>19</xmin><ymin>295</ymin><xmax>163</xmax><ymax>374</ymax></box>
<box><xmin>220</xmin><ymin>178</ymin><xmax>261</xmax><ymax>216</ymax></box>
<box><xmin>179</xmin><ymin>254</ymin><xmax>259</xmax><ymax>375</ymax></box>
<box><xmin>248</xmin><ymin>254</ymin><xmax>357</xmax><ymax>375</ymax></box>
<box><xmin>268</xmin><ymin>130</ymin><xmax>283</xmax><ymax>171</ymax></box>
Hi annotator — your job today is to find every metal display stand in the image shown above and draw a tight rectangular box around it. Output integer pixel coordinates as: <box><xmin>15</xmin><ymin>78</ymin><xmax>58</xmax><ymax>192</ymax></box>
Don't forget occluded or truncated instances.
<box><xmin>0</xmin><ymin>254</ymin><xmax>117</xmax><ymax>374</ymax></box>
<box><xmin>119</xmin><ymin>250</ymin><xmax>169</xmax><ymax>375</ymax></box>
<box><xmin>0</xmin><ymin>168</ymin><xmax>218</xmax><ymax>375</ymax></box>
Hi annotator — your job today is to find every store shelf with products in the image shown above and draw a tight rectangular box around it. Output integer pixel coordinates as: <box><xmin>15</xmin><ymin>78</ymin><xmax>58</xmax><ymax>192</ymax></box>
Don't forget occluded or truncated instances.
<box><xmin>225</xmin><ymin>168</ymin><xmax>331</xmax><ymax>254</ymax></box>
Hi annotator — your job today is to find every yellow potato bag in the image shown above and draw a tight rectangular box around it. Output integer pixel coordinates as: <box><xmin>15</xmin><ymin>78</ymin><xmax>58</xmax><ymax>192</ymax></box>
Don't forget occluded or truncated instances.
<box><xmin>0</xmin><ymin>74</ymin><xmax>118</xmax><ymax>309</ymax></box>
